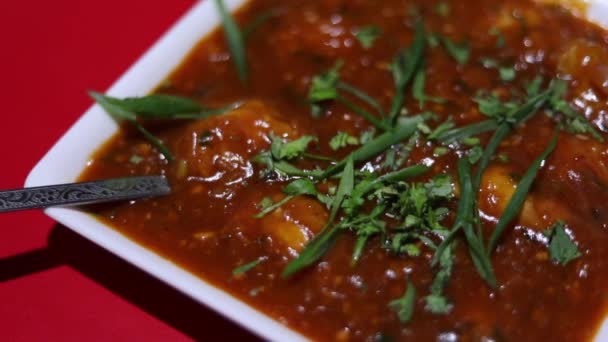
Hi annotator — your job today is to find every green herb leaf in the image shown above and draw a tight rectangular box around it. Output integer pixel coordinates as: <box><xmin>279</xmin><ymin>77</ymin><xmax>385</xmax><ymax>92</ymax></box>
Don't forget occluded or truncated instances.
<box><xmin>215</xmin><ymin>0</ymin><xmax>248</xmax><ymax>83</ymax></box>
<box><xmin>253</xmin><ymin>195</ymin><xmax>294</xmax><ymax>218</ymax></box>
<box><xmin>337</xmin><ymin>94</ymin><xmax>390</xmax><ymax>130</ymax></box>
<box><xmin>527</xmin><ymin>76</ymin><xmax>544</xmax><ymax>96</ymax></box>
<box><xmin>309</xmin><ymin>61</ymin><xmax>343</xmax><ymax>103</ymax></box>
<box><xmin>389</xmin><ymin>20</ymin><xmax>426</xmax><ymax>123</ymax></box>
<box><xmin>359</xmin><ymin>128</ymin><xmax>376</xmax><ymax>144</ymax></box>
<box><xmin>487</xmin><ymin>131</ymin><xmax>558</xmax><ymax>253</ymax></box>
<box><xmin>547</xmin><ymin>79</ymin><xmax>603</xmax><ymax>141</ymax></box>
<box><xmin>91</xmin><ymin>92</ymin><xmax>175</xmax><ymax>161</ymax></box>
<box><xmin>89</xmin><ymin>91</ymin><xmax>228</xmax><ymax>120</ymax></box>
<box><xmin>323</xmin><ymin>114</ymin><xmax>428</xmax><ymax>178</ymax></box>
<box><xmin>271</xmin><ymin>134</ymin><xmax>317</xmax><ymax>160</ymax></box>
<box><xmin>90</xmin><ymin>91</ymin><xmax>136</xmax><ymax>121</ymax></box>
<box><xmin>254</xmin><ymin>180</ymin><xmax>320</xmax><ymax>218</ymax></box>
<box><xmin>480</xmin><ymin>59</ymin><xmax>517</xmax><ymax>82</ymax></box>
<box><xmin>253</xmin><ymin>151</ymin><xmax>323</xmax><ymax>179</ymax></box>
<box><xmin>282</xmin><ymin>158</ymin><xmax>355</xmax><ymax>278</ymax></box>
<box><xmin>232</xmin><ymin>257</ymin><xmax>266</xmax><ymax>277</ymax></box>
<box><xmin>436</xmin><ymin>119</ymin><xmax>498</xmax><ymax>143</ymax></box>
<box><xmin>472</xmin><ymin>88</ymin><xmax>553</xmax><ymax>190</ymax></box>
<box><xmin>499</xmin><ymin>66</ymin><xmax>516</xmax><ymax>82</ymax></box>
<box><xmin>282</xmin><ymin>224</ymin><xmax>340</xmax><ymax>278</ymax></box>
<box><xmin>352</xmin><ymin>235</ymin><xmax>370</xmax><ymax>264</ymax></box>
<box><xmin>546</xmin><ymin>221</ymin><xmax>581</xmax><ymax>265</ymax></box>
<box><xmin>283</xmin><ymin>179</ymin><xmax>318</xmax><ymax>196</ymax></box>
<box><xmin>441</xmin><ymin>36</ymin><xmax>470</xmax><ymax>64</ymax></box>
<box><xmin>412</xmin><ymin>68</ymin><xmax>446</xmax><ymax>108</ymax></box>
<box><xmin>427</xmin><ymin>119</ymin><xmax>455</xmax><ymax>141</ymax></box>
<box><xmin>344</xmin><ymin>164</ymin><xmax>430</xmax><ymax>214</ymax></box>
<box><xmin>355</xmin><ymin>25</ymin><xmax>381</xmax><ymax>49</ymax></box>
<box><xmin>90</xmin><ymin>91</ymin><xmax>200</xmax><ymax>116</ymax></box>
<box><xmin>347</xmin><ymin>207</ymin><xmax>387</xmax><ymax>264</ymax></box>
<box><xmin>474</xmin><ymin>93</ymin><xmax>518</xmax><ymax>119</ymax></box>
<box><xmin>453</xmin><ymin>158</ymin><xmax>497</xmax><ymax>287</ymax></box>
<box><xmin>308</xmin><ymin>61</ymin><xmax>345</xmax><ymax>118</ymax></box>
<box><xmin>308</xmin><ymin>62</ymin><xmax>387</xmax><ymax>127</ymax></box>
<box><xmin>389</xmin><ymin>277</ymin><xmax>416</xmax><ymax>323</ymax></box>
<box><xmin>425</xmin><ymin>238</ymin><xmax>454</xmax><ymax>314</ymax></box>
<box><xmin>433</xmin><ymin>147</ymin><xmax>449</xmax><ymax>157</ymax></box>
<box><xmin>328</xmin><ymin>157</ymin><xmax>355</xmax><ymax>222</ymax></box>
<box><xmin>425</xmin><ymin>294</ymin><xmax>451</xmax><ymax>314</ymax></box>
<box><xmin>329</xmin><ymin>131</ymin><xmax>360</xmax><ymax>150</ymax></box>
<box><xmin>337</xmin><ymin>81</ymin><xmax>385</xmax><ymax>117</ymax></box>
<box><xmin>467</xmin><ymin>145</ymin><xmax>483</xmax><ymax>164</ymax></box>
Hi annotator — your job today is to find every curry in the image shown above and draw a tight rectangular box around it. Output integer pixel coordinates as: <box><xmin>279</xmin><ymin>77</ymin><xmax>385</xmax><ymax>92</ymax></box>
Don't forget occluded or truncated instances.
<box><xmin>80</xmin><ymin>0</ymin><xmax>608</xmax><ymax>340</ymax></box>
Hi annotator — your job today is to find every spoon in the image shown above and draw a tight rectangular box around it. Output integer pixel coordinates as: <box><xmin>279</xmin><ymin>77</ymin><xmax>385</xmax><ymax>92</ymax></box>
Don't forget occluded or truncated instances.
<box><xmin>0</xmin><ymin>176</ymin><xmax>171</xmax><ymax>213</ymax></box>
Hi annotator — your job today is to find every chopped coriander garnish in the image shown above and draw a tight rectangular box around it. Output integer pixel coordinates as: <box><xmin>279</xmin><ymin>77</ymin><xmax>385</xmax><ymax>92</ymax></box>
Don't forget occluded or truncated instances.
<box><xmin>232</xmin><ymin>257</ymin><xmax>266</xmax><ymax>277</ymax></box>
<box><xmin>323</xmin><ymin>114</ymin><xmax>428</xmax><ymax>178</ymax></box>
<box><xmin>547</xmin><ymin>79</ymin><xmax>603</xmax><ymax>141</ymax></box>
<box><xmin>481</xmin><ymin>59</ymin><xmax>517</xmax><ymax>82</ymax></box>
<box><xmin>309</xmin><ymin>61</ymin><xmax>343</xmax><ymax>116</ymax></box>
<box><xmin>545</xmin><ymin>221</ymin><xmax>581</xmax><ymax>265</ymax></box>
<box><xmin>425</xmin><ymin>239</ymin><xmax>454</xmax><ymax>314</ymax></box>
<box><xmin>433</xmin><ymin>147</ymin><xmax>449</xmax><ymax>156</ymax></box>
<box><xmin>467</xmin><ymin>145</ymin><xmax>483</xmax><ymax>164</ymax></box>
<box><xmin>308</xmin><ymin>61</ymin><xmax>389</xmax><ymax>129</ymax></box>
<box><xmin>330</xmin><ymin>131</ymin><xmax>360</xmax><ymax>150</ymax></box>
<box><xmin>499</xmin><ymin>67</ymin><xmax>516</xmax><ymax>82</ymax></box>
<box><xmin>389</xmin><ymin>277</ymin><xmax>416</xmax><ymax>323</ymax></box>
<box><xmin>481</xmin><ymin>57</ymin><xmax>499</xmax><ymax>68</ymax></box>
<box><xmin>355</xmin><ymin>25</ymin><xmax>381</xmax><ymax>49</ymax></box>
<box><xmin>441</xmin><ymin>36</ymin><xmax>470</xmax><ymax>64</ymax></box>
<box><xmin>215</xmin><ymin>0</ymin><xmax>248</xmax><ymax>83</ymax></box>
<box><xmin>271</xmin><ymin>134</ymin><xmax>317</xmax><ymax>160</ymax></box>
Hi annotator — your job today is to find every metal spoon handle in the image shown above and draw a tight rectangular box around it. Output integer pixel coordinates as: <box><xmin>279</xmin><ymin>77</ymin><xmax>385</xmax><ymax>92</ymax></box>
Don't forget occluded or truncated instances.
<box><xmin>0</xmin><ymin>176</ymin><xmax>171</xmax><ymax>213</ymax></box>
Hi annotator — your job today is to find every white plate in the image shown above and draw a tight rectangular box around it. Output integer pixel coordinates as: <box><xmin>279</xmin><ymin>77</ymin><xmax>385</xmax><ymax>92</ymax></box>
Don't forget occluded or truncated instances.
<box><xmin>25</xmin><ymin>0</ymin><xmax>608</xmax><ymax>341</ymax></box>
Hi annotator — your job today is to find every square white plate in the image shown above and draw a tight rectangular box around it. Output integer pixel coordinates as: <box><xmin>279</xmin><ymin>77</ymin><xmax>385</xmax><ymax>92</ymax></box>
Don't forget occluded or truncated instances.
<box><xmin>25</xmin><ymin>0</ymin><xmax>608</xmax><ymax>341</ymax></box>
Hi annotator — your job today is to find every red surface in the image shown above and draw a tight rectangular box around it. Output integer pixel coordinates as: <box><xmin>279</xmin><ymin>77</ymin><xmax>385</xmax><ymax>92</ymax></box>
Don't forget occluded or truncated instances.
<box><xmin>0</xmin><ymin>1</ymin><xmax>258</xmax><ymax>341</ymax></box>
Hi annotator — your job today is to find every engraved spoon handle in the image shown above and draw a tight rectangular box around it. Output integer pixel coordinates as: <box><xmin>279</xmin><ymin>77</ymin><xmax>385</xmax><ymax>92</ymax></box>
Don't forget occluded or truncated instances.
<box><xmin>0</xmin><ymin>176</ymin><xmax>171</xmax><ymax>213</ymax></box>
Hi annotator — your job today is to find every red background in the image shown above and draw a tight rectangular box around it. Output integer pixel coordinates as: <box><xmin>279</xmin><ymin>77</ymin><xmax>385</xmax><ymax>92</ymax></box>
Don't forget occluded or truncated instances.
<box><xmin>0</xmin><ymin>1</ymin><xmax>258</xmax><ymax>340</ymax></box>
